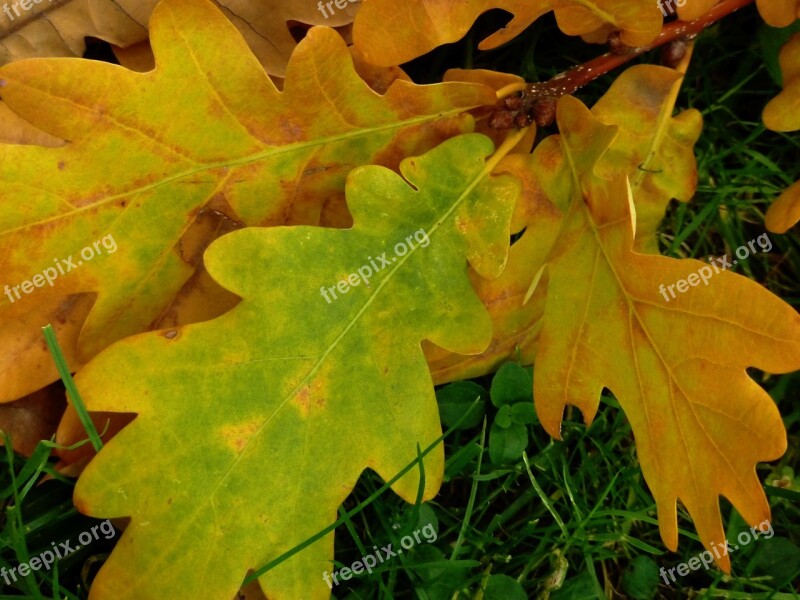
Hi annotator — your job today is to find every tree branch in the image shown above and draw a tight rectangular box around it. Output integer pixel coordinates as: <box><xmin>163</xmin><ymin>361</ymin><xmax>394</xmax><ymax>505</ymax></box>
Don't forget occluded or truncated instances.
<box><xmin>489</xmin><ymin>0</ymin><xmax>756</xmax><ymax>129</ymax></box>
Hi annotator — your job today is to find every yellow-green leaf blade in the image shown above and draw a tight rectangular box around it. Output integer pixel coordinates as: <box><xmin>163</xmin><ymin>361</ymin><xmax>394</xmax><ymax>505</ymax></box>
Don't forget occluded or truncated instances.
<box><xmin>72</xmin><ymin>133</ymin><xmax>520</xmax><ymax>600</ymax></box>
<box><xmin>0</xmin><ymin>0</ymin><xmax>495</xmax><ymax>401</ymax></box>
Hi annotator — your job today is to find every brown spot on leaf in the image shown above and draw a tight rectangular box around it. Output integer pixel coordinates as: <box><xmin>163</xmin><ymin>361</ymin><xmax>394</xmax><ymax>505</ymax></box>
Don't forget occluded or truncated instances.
<box><xmin>222</xmin><ymin>421</ymin><xmax>261</xmax><ymax>454</ymax></box>
<box><xmin>291</xmin><ymin>384</ymin><xmax>326</xmax><ymax>416</ymax></box>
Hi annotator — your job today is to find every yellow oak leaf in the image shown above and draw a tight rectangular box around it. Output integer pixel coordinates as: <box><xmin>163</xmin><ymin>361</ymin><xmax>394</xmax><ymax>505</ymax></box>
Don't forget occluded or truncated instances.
<box><xmin>675</xmin><ymin>0</ymin><xmax>720</xmax><ymax>21</ymax></box>
<box><xmin>551</xmin><ymin>0</ymin><xmax>663</xmax><ymax>47</ymax></box>
<box><xmin>764</xmin><ymin>33</ymin><xmax>800</xmax><ymax>232</ymax></box>
<box><xmin>71</xmin><ymin>133</ymin><xmax>521</xmax><ymax>599</ymax></box>
<box><xmin>428</xmin><ymin>65</ymin><xmax>702</xmax><ymax>382</ymax></box>
<box><xmin>764</xmin><ymin>33</ymin><xmax>800</xmax><ymax>132</ymax></box>
<box><xmin>766</xmin><ymin>180</ymin><xmax>800</xmax><ymax>233</ymax></box>
<box><xmin>0</xmin><ymin>99</ymin><xmax>60</xmax><ymax>145</ymax></box>
<box><xmin>0</xmin><ymin>0</ymin><xmax>496</xmax><ymax>403</ymax></box>
<box><xmin>757</xmin><ymin>0</ymin><xmax>800</xmax><ymax>27</ymax></box>
<box><xmin>353</xmin><ymin>0</ymin><xmax>666</xmax><ymax>67</ymax></box>
<box><xmin>532</xmin><ymin>95</ymin><xmax>800</xmax><ymax>569</ymax></box>
<box><xmin>353</xmin><ymin>0</ymin><xmax>551</xmax><ymax>67</ymax></box>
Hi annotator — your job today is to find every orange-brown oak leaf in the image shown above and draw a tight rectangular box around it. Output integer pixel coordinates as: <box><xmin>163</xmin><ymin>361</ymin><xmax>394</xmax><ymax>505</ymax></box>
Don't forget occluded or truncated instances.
<box><xmin>427</xmin><ymin>65</ymin><xmax>702</xmax><ymax>383</ymax></box>
<box><xmin>353</xmin><ymin>0</ymin><xmax>550</xmax><ymax>67</ymax></box>
<box><xmin>353</xmin><ymin>0</ymin><xmax>667</xmax><ymax>67</ymax></box>
<box><xmin>0</xmin><ymin>0</ymin><xmax>356</xmax><ymax>77</ymax></box>
<box><xmin>531</xmin><ymin>95</ymin><xmax>800</xmax><ymax>569</ymax></box>
<box><xmin>764</xmin><ymin>33</ymin><xmax>800</xmax><ymax>233</ymax></box>
<box><xmin>757</xmin><ymin>0</ymin><xmax>800</xmax><ymax>27</ymax></box>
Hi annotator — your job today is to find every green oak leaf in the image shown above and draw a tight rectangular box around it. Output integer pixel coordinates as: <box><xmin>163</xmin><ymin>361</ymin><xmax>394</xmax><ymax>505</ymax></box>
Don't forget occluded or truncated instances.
<box><xmin>71</xmin><ymin>133</ymin><xmax>520</xmax><ymax>600</ymax></box>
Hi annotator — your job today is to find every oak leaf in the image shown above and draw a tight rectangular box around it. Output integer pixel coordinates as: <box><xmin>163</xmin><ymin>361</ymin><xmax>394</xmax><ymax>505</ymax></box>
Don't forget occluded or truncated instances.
<box><xmin>0</xmin><ymin>0</ymin><xmax>356</xmax><ymax>76</ymax></box>
<box><xmin>763</xmin><ymin>32</ymin><xmax>800</xmax><ymax>132</ymax></box>
<box><xmin>353</xmin><ymin>0</ymin><xmax>665</xmax><ymax>67</ymax></box>
<box><xmin>353</xmin><ymin>0</ymin><xmax>549</xmax><ymax>67</ymax></box>
<box><xmin>0</xmin><ymin>99</ymin><xmax>61</xmax><ymax>145</ymax></box>
<box><xmin>660</xmin><ymin>0</ymin><xmax>798</xmax><ymax>25</ymax></box>
<box><xmin>71</xmin><ymin>134</ymin><xmax>520</xmax><ymax>600</ymax></box>
<box><xmin>425</xmin><ymin>152</ymin><xmax>557</xmax><ymax>382</ymax></box>
<box><xmin>550</xmin><ymin>0</ymin><xmax>663</xmax><ymax>47</ymax></box>
<box><xmin>54</xmin><ymin>48</ymin><xmax>415</xmax><ymax>462</ymax></box>
<box><xmin>54</xmin><ymin>202</ymin><xmax>243</xmax><ymax>466</ymax></box>
<box><xmin>531</xmin><ymin>95</ymin><xmax>800</xmax><ymax>569</ymax></box>
<box><xmin>766</xmin><ymin>180</ymin><xmax>800</xmax><ymax>233</ymax></box>
<box><xmin>674</xmin><ymin>0</ymin><xmax>719</xmax><ymax>21</ymax></box>
<box><xmin>427</xmin><ymin>65</ymin><xmax>702</xmax><ymax>382</ymax></box>
<box><xmin>757</xmin><ymin>0</ymin><xmax>800</xmax><ymax>27</ymax></box>
<box><xmin>111</xmin><ymin>40</ymin><xmax>156</xmax><ymax>72</ymax></box>
<box><xmin>0</xmin><ymin>0</ymin><xmax>495</xmax><ymax>402</ymax></box>
<box><xmin>0</xmin><ymin>382</ymin><xmax>65</xmax><ymax>456</ymax></box>
<box><xmin>764</xmin><ymin>33</ymin><xmax>800</xmax><ymax>233</ymax></box>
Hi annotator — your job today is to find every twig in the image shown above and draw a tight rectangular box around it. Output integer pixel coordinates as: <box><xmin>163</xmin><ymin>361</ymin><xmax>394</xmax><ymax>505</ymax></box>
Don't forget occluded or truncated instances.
<box><xmin>490</xmin><ymin>0</ymin><xmax>755</xmax><ymax>129</ymax></box>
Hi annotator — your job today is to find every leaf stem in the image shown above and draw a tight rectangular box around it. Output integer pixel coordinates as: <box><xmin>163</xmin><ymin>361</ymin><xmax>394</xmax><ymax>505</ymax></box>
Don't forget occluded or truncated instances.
<box><xmin>492</xmin><ymin>0</ymin><xmax>755</xmax><ymax>127</ymax></box>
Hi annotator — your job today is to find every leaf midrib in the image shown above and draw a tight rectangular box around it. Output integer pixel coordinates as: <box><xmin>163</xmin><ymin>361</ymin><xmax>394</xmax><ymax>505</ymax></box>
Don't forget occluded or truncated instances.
<box><xmin>1</xmin><ymin>108</ymin><xmax>476</xmax><ymax>237</ymax></box>
<box><xmin>207</xmin><ymin>132</ymin><xmax>523</xmax><ymax>502</ymax></box>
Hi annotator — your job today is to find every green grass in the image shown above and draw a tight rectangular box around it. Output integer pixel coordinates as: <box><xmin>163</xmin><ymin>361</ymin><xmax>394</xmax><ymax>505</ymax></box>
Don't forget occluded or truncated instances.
<box><xmin>1</xmin><ymin>4</ymin><xmax>799</xmax><ymax>600</ymax></box>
